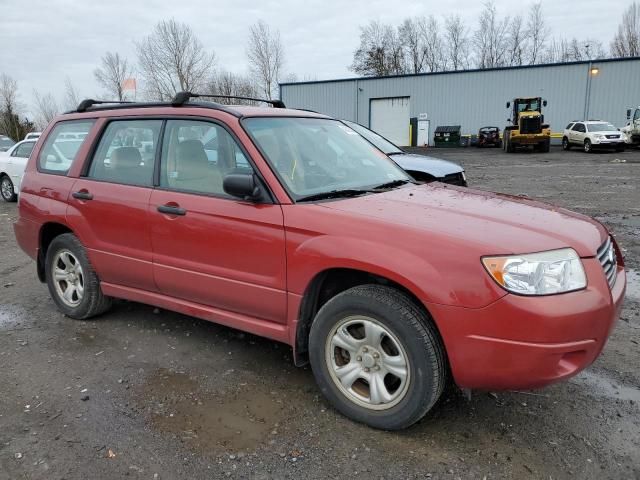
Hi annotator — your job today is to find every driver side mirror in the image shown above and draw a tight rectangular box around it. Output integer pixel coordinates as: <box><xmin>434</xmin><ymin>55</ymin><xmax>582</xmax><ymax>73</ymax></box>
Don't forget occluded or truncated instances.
<box><xmin>543</xmin><ymin>100</ymin><xmax>548</xmax><ymax>107</ymax></box>
<box><xmin>627</xmin><ymin>109</ymin><xmax>632</xmax><ymax>119</ymax></box>
<box><xmin>506</xmin><ymin>102</ymin><xmax>511</xmax><ymax>109</ymax></box>
<box><xmin>223</xmin><ymin>173</ymin><xmax>265</xmax><ymax>202</ymax></box>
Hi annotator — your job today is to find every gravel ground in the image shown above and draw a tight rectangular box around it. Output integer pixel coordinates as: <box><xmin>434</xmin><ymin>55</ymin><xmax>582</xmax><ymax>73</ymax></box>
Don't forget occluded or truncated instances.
<box><xmin>1</xmin><ymin>145</ymin><xmax>639</xmax><ymax>480</ymax></box>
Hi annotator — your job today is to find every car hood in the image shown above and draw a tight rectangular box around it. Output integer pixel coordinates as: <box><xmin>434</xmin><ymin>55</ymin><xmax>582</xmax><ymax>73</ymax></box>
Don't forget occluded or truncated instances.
<box><xmin>390</xmin><ymin>153</ymin><xmax>463</xmax><ymax>178</ymax></box>
<box><xmin>318</xmin><ymin>183</ymin><xmax>607</xmax><ymax>257</ymax></box>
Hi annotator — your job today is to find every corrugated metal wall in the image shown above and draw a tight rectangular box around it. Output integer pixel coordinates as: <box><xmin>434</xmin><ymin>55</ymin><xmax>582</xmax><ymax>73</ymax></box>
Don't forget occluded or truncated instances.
<box><xmin>280</xmin><ymin>58</ymin><xmax>640</xmax><ymax>146</ymax></box>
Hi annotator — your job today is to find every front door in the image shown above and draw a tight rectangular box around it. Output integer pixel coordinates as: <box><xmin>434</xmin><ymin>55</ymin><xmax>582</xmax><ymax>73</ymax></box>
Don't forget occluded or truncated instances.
<box><xmin>66</xmin><ymin>119</ymin><xmax>162</xmax><ymax>292</ymax></box>
<box><xmin>149</xmin><ymin>119</ymin><xmax>287</xmax><ymax>324</ymax></box>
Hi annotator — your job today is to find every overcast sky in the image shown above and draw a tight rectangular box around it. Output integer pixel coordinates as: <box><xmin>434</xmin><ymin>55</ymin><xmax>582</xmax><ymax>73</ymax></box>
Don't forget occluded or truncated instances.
<box><xmin>0</xmin><ymin>0</ymin><xmax>631</xmax><ymax>117</ymax></box>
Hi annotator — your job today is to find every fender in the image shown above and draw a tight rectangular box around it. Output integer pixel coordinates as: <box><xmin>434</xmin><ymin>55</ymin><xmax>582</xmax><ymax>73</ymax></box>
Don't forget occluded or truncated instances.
<box><xmin>287</xmin><ymin>234</ymin><xmax>460</xmax><ymax>307</ymax></box>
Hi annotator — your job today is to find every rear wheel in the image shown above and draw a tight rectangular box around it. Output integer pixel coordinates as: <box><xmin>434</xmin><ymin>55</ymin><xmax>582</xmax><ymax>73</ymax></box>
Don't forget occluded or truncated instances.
<box><xmin>309</xmin><ymin>285</ymin><xmax>446</xmax><ymax>430</ymax></box>
<box><xmin>562</xmin><ymin>137</ymin><xmax>571</xmax><ymax>151</ymax></box>
<box><xmin>0</xmin><ymin>175</ymin><xmax>17</xmax><ymax>202</ymax></box>
<box><xmin>584</xmin><ymin>139</ymin><xmax>592</xmax><ymax>153</ymax></box>
<box><xmin>45</xmin><ymin>233</ymin><xmax>112</xmax><ymax>319</ymax></box>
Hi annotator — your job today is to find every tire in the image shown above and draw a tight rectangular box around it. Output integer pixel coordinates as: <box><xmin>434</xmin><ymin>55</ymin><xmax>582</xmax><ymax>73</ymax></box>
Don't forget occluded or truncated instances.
<box><xmin>506</xmin><ymin>139</ymin><xmax>515</xmax><ymax>153</ymax></box>
<box><xmin>308</xmin><ymin>285</ymin><xmax>446</xmax><ymax>430</ymax></box>
<box><xmin>584</xmin><ymin>139</ymin><xmax>592</xmax><ymax>153</ymax></box>
<box><xmin>0</xmin><ymin>175</ymin><xmax>17</xmax><ymax>202</ymax></box>
<box><xmin>45</xmin><ymin>233</ymin><xmax>112</xmax><ymax>319</ymax></box>
<box><xmin>540</xmin><ymin>142</ymin><xmax>550</xmax><ymax>153</ymax></box>
<box><xmin>562</xmin><ymin>137</ymin><xmax>571</xmax><ymax>151</ymax></box>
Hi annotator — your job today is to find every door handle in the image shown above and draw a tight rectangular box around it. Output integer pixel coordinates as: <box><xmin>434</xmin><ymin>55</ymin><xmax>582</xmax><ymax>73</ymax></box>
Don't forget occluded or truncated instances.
<box><xmin>157</xmin><ymin>204</ymin><xmax>186</xmax><ymax>216</ymax></box>
<box><xmin>72</xmin><ymin>190</ymin><xmax>93</xmax><ymax>200</ymax></box>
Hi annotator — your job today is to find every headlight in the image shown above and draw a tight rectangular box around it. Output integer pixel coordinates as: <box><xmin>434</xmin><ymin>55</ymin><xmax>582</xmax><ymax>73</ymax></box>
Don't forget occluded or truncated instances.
<box><xmin>594</xmin><ymin>134</ymin><xmax>604</xmax><ymax>139</ymax></box>
<box><xmin>482</xmin><ymin>248</ymin><xmax>586</xmax><ymax>295</ymax></box>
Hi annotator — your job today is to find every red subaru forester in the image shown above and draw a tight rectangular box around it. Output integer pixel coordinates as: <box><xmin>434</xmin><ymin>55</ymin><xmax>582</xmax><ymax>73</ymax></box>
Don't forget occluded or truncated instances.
<box><xmin>14</xmin><ymin>94</ymin><xmax>626</xmax><ymax>430</ymax></box>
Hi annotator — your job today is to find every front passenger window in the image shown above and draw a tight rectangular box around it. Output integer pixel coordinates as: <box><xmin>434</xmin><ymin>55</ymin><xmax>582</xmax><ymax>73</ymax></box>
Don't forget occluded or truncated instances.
<box><xmin>87</xmin><ymin>120</ymin><xmax>161</xmax><ymax>187</ymax></box>
<box><xmin>160</xmin><ymin>120</ymin><xmax>252</xmax><ymax>196</ymax></box>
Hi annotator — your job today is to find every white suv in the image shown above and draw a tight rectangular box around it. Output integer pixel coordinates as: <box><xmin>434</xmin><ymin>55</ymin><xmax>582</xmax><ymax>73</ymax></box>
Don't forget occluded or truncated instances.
<box><xmin>562</xmin><ymin>121</ymin><xmax>625</xmax><ymax>153</ymax></box>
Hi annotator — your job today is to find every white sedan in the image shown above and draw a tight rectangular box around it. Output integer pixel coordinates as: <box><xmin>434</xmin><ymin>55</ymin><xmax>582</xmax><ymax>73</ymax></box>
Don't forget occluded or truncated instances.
<box><xmin>0</xmin><ymin>139</ymin><xmax>37</xmax><ymax>202</ymax></box>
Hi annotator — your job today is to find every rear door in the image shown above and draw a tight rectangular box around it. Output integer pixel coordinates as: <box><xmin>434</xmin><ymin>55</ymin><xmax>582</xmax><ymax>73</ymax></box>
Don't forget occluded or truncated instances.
<box><xmin>149</xmin><ymin>118</ymin><xmax>287</xmax><ymax>324</ymax></box>
<box><xmin>66</xmin><ymin>119</ymin><xmax>161</xmax><ymax>292</ymax></box>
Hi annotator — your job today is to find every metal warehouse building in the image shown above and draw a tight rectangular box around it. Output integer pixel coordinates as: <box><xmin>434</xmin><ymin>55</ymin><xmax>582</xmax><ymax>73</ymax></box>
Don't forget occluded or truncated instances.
<box><xmin>280</xmin><ymin>57</ymin><xmax>640</xmax><ymax>146</ymax></box>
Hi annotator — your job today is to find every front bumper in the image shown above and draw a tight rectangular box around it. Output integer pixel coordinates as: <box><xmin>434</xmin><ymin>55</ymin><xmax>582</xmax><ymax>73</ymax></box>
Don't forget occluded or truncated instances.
<box><xmin>429</xmin><ymin>258</ymin><xmax>625</xmax><ymax>390</ymax></box>
<box><xmin>592</xmin><ymin>139</ymin><xmax>625</xmax><ymax>149</ymax></box>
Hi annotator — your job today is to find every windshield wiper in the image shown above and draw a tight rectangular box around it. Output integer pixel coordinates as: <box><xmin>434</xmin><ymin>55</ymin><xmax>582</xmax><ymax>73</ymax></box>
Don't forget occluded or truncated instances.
<box><xmin>372</xmin><ymin>179</ymin><xmax>412</xmax><ymax>190</ymax></box>
<box><xmin>386</xmin><ymin>151</ymin><xmax>404</xmax><ymax>156</ymax></box>
<box><xmin>296</xmin><ymin>189</ymin><xmax>375</xmax><ymax>202</ymax></box>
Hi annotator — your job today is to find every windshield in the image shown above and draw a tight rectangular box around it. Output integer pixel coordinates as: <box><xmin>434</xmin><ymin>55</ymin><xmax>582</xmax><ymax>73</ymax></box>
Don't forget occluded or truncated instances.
<box><xmin>0</xmin><ymin>137</ymin><xmax>15</xmax><ymax>148</ymax></box>
<box><xmin>586</xmin><ymin>123</ymin><xmax>617</xmax><ymax>132</ymax></box>
<box><xmin>244</xmin><ymin>117</ymin><xmax>409</xmax><ymax>200</ymax></box>
<box><xmin>342</xmin><ymin>120</ymin><xmax>403</xmax><ymax>155</ymax></box>
<box><xmin>516</xmin><ymin>98</ymin><xmax>540</xmax><ymax>113</ymax></box>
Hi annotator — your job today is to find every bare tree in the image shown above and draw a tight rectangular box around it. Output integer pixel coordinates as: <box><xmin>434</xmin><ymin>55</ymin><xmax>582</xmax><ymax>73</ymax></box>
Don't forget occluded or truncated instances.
<box><xmin>526</xmin><ymin>2</ymin><xmax>547</xmax><ymax>64</ymax></box>
<box><xmin>420</xmin><ymin>16</ymin><xmax>446</xmax><ymax>72</ymax></box>
<box><xmin>64</xmin><ymin>77</ymin><xmax>81</xmax><ymax>110</ymax></box>
<box><xmin>473</xmin><ymin>1</ymin><xmax>510</xmax><ymax>68</ymax></box>
<box><xmin>246</xmin><ymin>21</ymin><xmax>284</xmax><ymax>100</ymax></box>
<box><xmin>350</xmin><ymin>21</ymin><xmax>405</xmax><ymax>76</ymax></box>
<box><xmin>136</xmin><ymin>19</ymin><xmax>216</xmax><ymax>100</ymax></box>
<box><xmin>399</xmin><ymin>18</ymin><xmax>425</xmax><ymax>74</ymax></box>
<box><xmin>611</xmin><ymin>2</ymin><xmax>640</xmax><ymax>57</ymax></box>
<box><xmin>443</xmin><ymin>15</ymin><xmax>470</xmax><ymax>70</ymax></box>
<box><xmin>32</xmin><ymin>90</ymin><xmax>59</xmax><ymax>130</ymax></box>
<box><xmin>506</xmin><ymin>15</ymin><xmax>526</xmax><ymax>66</ymax></box>
<box><xmin>0</xmin><ymin>74</ymin><xmax>33</xmax><ymax>140</ymax></box>
<box><xmin>206</xmin><ymin>71</ymin><xmax>259</xmax><ymax>105</ymax></box>
<box><xmin>94</xmin><ymin>52</ymin><xmax>134</xmax><ymax>101</ymax></box>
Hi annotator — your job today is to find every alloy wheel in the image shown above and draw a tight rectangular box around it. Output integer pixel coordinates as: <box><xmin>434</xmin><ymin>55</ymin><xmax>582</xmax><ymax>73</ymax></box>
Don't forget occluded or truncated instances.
<box><xmin>1</xmin><ymin>177</ymin><xmax>14</xmax><ymax>200</ymax></box>
<box><xmin>325</xmin><ymin>315</ymin><xmax>410</xmax><ymax>410</ymax></box>
<box><xmin>51</xmin><ymin>250</ymin><xmax>85</xmax><ymax>307</ymax></box>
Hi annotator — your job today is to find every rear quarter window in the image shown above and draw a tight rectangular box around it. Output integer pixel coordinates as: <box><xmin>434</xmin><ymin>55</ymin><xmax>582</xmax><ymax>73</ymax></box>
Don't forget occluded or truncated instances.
<box><xmin>38</xmin><ymin>120</ymin><xmax>95</xmax><ymax>174</ymax></box>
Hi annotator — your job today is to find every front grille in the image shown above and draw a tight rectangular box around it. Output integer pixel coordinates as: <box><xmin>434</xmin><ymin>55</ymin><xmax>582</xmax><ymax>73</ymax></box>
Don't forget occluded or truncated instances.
<box><xmin>519</xmin><ymin>116</ymin><xmax>542</xmax><ymax>134</ymax></box>
<box><xmin>442</xmin><ymin>172</ymin><xmax>467</xmax><ymax>186</ymax></box>
<box><xmin>605</xmin><ymin>134</ymin><xmax>620</xmax><ymax>139</ymax></box>
<box><xmin>596</xmin><ymin>236</ymin><xmax>617</xmax><ymax>288</ymax></box>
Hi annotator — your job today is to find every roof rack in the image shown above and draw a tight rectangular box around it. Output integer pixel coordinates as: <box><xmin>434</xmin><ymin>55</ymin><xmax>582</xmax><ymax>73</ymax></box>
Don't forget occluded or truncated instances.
<box><xmin>171</xmin><ymin>91</ymin><xmax>286</xmax><ymax>108</ymax></box>
<box><xmin>76</xmin><ymin>99</ymin><xmax>134</xmax><ymax>113</ymax></box>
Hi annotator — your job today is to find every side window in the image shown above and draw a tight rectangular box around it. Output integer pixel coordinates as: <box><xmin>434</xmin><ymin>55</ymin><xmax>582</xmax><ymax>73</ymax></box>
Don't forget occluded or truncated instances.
<box><xmin>634</xmin><ymin>109</ymin><xmax>640</xmax><ymax>121</ymax></box>
<box><xmin>573</xmin><ymin>123</ymin><xmax>584</xmax><ymax>133</ymax></box>
<box><xmin>565</xmin><ymin>123</ymin><xmax>574</xmax><ymax>130</ymax></box>
<box><xmin>160</xmin><ymin>119</ymin><xmax>252</xmax><ymax>196</ymax></box>
<box><xmin>38</xmin><ymin>120</ymin><xmax>94</xmax><ymax>174</ymax></box>
<box><xmin>87</xmin><ymin>120</ymin><xmax>162</xmax><ymax>187</ymax></box>
<box><xmin>13</xmin><ymin>142</ymin><xmax>35</xmax><ymax>158</ymax></box>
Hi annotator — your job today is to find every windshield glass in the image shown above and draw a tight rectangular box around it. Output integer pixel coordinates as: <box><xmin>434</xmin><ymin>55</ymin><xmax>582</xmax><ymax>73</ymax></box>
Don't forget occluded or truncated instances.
<box><xmin>586</xmin><ymin>123</ymin><xmax>617</xmax><ymax>132</ymax></box>
<box><xmin>0</xmin><ymin>137</ymin><xmax>15</xmax><ymax>148</ymax></box>
<box><xmin>342</xmin><ymin>120</ymin><xmax>403</xmax><ymax>155</ymax></box>
<box><xmin>244</xmin><ymin>117</ymin><xmax>409</xmax><ymax>199</ymax></box>
<box><xmin>516</xmin><ymin>98</ymin><xmax>540</xmax><ymax>112</ymax></box>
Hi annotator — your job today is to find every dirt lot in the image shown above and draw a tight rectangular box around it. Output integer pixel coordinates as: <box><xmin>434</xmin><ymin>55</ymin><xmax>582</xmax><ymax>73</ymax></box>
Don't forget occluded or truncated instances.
<box><xmin>1</xmin><ymin>146</ymin><xmax>639</xmax><ymax>480</ymax></box>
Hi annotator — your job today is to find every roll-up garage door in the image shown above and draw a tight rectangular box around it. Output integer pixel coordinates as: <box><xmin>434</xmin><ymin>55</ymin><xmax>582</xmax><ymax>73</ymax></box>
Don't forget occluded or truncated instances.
<box><xmin>370</xmin><ymin>97</ymin><xmax>410</xmax><ymax>146</ymax></box>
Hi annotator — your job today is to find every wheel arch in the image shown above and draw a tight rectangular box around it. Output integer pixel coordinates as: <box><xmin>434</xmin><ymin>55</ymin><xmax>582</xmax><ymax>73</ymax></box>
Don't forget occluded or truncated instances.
<box><xmin>37</xmin><ymin>222</ymin><xmax>74</xmax><ymax>282</ymax></box>
<box><xmin>293</xmin><ymin>267</ymin><xmax>446</xmax><ymax>367</ymax></box>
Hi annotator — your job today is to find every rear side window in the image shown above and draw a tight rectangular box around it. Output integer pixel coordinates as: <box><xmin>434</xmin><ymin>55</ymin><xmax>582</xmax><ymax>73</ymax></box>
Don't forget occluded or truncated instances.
<box><xmin>87</xmin><ymin>120</ymin><xmax>162</xmax><ymax>187</ymax></box>
<box><xmin>38</xmin><ymin>120</ymin><xmax>94</xmax><ymax>174</ymax></box>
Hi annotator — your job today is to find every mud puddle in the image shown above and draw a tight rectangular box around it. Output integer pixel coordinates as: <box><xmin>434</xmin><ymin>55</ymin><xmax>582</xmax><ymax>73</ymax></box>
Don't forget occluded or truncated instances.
<box><xmin>570</xmin><ymin>369</ymin><xmax>640</xmax><ymax>403</ymax></box>
<box><xmin>137</xmin><ymin>368</ymin><xmax>289</xmax><ymax>454</ymax></box>
<box><xmin>625</xmin><ymin>268</ymin><xmax>640</xmax><ymax>303</ymax></box>
<box><xmin>0</xmin><ymin>304</ymin><xmax>31</xmax><ymax>330</ymax></box>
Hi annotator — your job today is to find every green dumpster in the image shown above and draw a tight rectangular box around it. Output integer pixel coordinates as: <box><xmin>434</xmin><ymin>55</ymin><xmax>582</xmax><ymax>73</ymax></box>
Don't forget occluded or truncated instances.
<box><xmin>434</xmin><ymin>125</ymin><xmax>461</xmax><ymax>148</ymax></box>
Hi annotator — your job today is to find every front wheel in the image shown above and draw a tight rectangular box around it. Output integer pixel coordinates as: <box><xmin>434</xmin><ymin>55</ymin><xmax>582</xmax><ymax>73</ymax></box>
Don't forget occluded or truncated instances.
<box><xmin>584</xmin><ymin>139</ymin><xmax>592</xmax><ymax>153</ymax></box>
<box><xmin>309</xmin><ymin>285</ymin><xmax>446</xmax><ymax>430</ymax></box>
<box><xmin>562</xmin><ymin>137</ymin><xmax>571</xmax><ymax>151</ymax></box>
<box><xmin>0</xmin><ymin>175</ymin><xmax>17</xmax><ymax>202</ymax></box>
<box><xmin>45</xmin><ymin>233</ymin><xmax>112</xmax><ymax>319</ymax></box>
